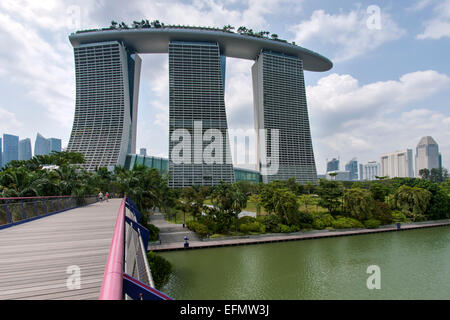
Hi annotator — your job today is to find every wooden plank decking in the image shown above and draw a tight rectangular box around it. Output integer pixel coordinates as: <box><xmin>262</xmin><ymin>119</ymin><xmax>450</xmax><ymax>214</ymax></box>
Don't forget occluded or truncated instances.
<box><xmin>0</xmin><ymin>199</ymin><xmax>121</xmax><ymax>300</ymax></box>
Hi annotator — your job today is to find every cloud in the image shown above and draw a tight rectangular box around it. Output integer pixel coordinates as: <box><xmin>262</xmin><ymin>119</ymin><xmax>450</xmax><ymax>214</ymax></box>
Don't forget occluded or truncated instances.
<box><xmin>417</xmin><ymin>0</ymin><xmax>450</xmax><ymax>39</ymax></box>
<box><xmin>289</xmin><ymin>7</ymin><xmax>405</xmax><ymax>62</ymax></box>
<box><xmin>0</xmin><ymin>107</ymin><xmax>23</xmax><ymax>134</ymax></box>
<box><xmin>307</xmin><ymin>70</ymin><xmax>450</xmax><ymax>172</ymax></box>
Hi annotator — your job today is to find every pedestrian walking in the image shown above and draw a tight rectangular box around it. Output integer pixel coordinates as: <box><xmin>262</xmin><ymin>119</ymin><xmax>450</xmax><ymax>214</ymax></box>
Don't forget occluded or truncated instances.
<box><xmin>105</xmin><ymin>192</ymin><xmax>109</xmax><ymax>202</ymax></box>
<box><xmin>98</xmin><ymin>191</ymin><xmax>104</xmax><ymax>202</ymax></box>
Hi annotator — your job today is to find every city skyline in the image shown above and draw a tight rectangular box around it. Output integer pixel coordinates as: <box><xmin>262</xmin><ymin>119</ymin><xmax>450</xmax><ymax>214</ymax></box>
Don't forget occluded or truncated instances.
<box><xmin>1</xmin><ymin>132</ymin><xmax>62</xmax><ymax>167</ymax></box>
<box><xmin>0</xmin><ymin>1</ymin><xmax>449</xmax><ymax>174</ymax></box>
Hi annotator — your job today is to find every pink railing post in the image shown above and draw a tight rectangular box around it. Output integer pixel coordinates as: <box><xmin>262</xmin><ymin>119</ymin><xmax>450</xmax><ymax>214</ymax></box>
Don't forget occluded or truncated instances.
<box><xmin>99</xmin><ymin>197</ymin><xmax>126</xmax><ymax>300</ymax></box>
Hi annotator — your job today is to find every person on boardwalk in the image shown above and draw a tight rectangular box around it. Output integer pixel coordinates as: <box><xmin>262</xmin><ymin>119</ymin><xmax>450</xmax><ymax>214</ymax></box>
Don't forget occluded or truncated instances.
<box><xmin>105</xmin><ymin>192</ymin><xmax>109</xmax><ymax>202</ymax></box>
<box><xmin>98</xmin><ymin>191</ymin><xmax>104</xmax><ymax>202</ymax></box>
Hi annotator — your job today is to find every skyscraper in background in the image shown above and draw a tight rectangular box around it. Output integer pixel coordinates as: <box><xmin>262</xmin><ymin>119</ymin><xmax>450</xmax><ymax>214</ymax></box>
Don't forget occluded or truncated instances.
<box><xmin>415</xmin><ymin>136</ymin><xmax>440</xmax><ymax>177</ymax></box>
<box><xmin>35</xmin><ymin>133</ymin><xmax>50</xmax><ymax>156</ymax></box>
<box><xmin>360</xmin><ymin>161</ymin><xmax>380</xmax><ymax>181</ymax></box>
<box><xmin>35</xmin><ymin>133</ymin><xmax>61</xmax><ymax>156</ymax></box>
<box><xmin>345</xmin><ymin>158</ymin><xmax>358</xmax><ymax>181</ymax></box>
<box><xmin>380</xmin><ymin>149</ymin><xmax>414</xmax><ymax>178</ymax></box>
<box><xmin>19</xmin><ymin>138</ymin><xmax>32</xmax><ymax>161</ymax></box>
<box><xmin>49</xmin><ymin>138</ymin><xmax>62</xmax><ymax>153</ymax></box>
<box><xmin>326</xmin><ymin>158</ymin><xmax>339</xmax><ymax>172</ymax></box>
<box><xmin>3</xmin><ymin>134</ymin><xmax>19</xmax><ymax>166</ymax></box>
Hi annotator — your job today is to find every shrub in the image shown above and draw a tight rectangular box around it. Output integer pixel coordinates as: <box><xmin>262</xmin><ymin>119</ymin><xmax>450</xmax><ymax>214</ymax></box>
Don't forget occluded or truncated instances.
<box><xmin>186</xmin><ymin>221</ymin><xmax>209</xmax><ymax>237</ymax></box>
<box><xmin>147</xmin><ymin>251</ymin><xmax>172</xmax><ymax>289</ymax></box>
<box><xmin>239</xmin><ymin>221</ymin><xmax>265</xmax><ymax>234</ymax></box>
<box><xmin>297</xmin><ymin>211</ymin><xmax>314</xmax><ymax>225</ymax></box>
<box><xmin>198</xmin><ymin>216</ymin><xmax>219</xmax><ymax>234</ymax></box>
<box><xmin>278</xmin><ymin>224</ymin><xmax>291</xmax><ymax>233</ymax></box>
<box><xmin>364</xmin><ymin>219</ymin><xmax>381</xmax><ymax>229</ymax></box>
<box><xmin>238</xmin><ymin>216</ymin><xmax>256</xmax><ymax>226</ymax></box>
<box><xmin>332</xmin><ymin>217</ymin><xmax>364</xmax><ymax>229</ymax></box>
<box><xmin>257</xmin><ymin>215</ymin><xmax>281</xmax><ymax>233</ymax></box>
<box><xmin>391</xmin><ymin>210</ymin><xmax>407</xmax><ymax>223</ymax></box>
<box><xmin>147</xmin><ymin>223</ymin><xmax>160</xmax><ymax>242</ymax></box>
<box><xmin>312</xmin><ymin>214</ymin><xmax>335</xmax><ymax>230</ymax></box>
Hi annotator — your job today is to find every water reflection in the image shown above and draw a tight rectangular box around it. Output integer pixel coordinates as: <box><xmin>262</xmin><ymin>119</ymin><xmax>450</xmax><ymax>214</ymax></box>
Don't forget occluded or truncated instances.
<box><xmin>160</xmin><ymin>227</ymin><xmax>450</xmax><ymax>299</ymax></box>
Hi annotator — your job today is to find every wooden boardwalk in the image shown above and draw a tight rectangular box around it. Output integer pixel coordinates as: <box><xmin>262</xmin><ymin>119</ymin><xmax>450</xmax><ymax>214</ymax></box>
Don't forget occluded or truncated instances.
<box><xmin>0</xmin><ymin>199</ymin><xmax>121</xmax><ymax>300</ymax></box>
<box><xmin>150</xmin><ymin>220</ymin><xmax>450</xmax><ymax>252</ymax></box>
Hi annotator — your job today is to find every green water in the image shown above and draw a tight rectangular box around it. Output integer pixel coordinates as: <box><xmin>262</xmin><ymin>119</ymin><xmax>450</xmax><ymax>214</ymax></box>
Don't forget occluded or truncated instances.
<box><xmin>159</xmin><ymin>226</ymin><xmax>450</xmax><ymax>299</ymax></box>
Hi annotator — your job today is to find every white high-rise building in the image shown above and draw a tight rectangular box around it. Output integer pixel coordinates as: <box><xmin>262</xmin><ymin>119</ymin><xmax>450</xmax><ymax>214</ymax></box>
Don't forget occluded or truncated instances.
<box><xmin>415</xmin><ymin>136</ymin><xmax>440</xmax><ymax>177</ymax></box>
<box><xmin>360</xmin><ymin>161</ymin><xmax>380</xmax><ymax>181</ymax></box>
<box><xmin>380</xmin><ymin>149</ymin><xmax>414</xmax><ymax>178</ymax></box>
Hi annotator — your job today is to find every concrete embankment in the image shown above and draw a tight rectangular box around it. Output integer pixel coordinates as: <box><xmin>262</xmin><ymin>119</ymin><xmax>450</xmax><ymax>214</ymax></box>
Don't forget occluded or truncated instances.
<box><xmin>149</xmin><ymin>219</ymin><xmax>450</xmax><ymax>252</ymax></box>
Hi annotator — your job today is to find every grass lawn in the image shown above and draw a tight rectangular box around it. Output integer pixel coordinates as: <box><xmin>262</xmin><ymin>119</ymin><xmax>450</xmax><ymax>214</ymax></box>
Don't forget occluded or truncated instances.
<box><xmin>164</xmin><ymin>210</ymin><xmax>195</xmax><ymax>225</ymax></box>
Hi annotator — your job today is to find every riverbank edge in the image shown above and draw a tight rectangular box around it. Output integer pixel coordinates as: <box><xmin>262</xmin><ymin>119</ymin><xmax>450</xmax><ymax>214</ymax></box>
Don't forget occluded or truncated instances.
<box><xmin>148</xmin><ymin>219</ymin><xmax>450</xmax><ymax>252</ymax></box>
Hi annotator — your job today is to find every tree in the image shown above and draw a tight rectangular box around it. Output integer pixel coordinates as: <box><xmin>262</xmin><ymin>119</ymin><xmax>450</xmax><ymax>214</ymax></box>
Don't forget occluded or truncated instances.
<box><xmin>237</xmin><ymin>26</ymin><xmax>248</xmax><ymax>34</ymax></box>
<box><xmin>180</xmin><ymin>187</ymin><xmax>205</xmax><ymax>221</ymax></box>
<box><xmin>248</xmin><ymin>193</ymin><xmax>262</xmax><ymax>216</ymax></box>
<box><xmin>419</xmin><ymin>168</ymin><xmax>430</xmax><ymax>180</ymax></box>
<box><xmin>211</xmin><ymin>182</ymin><xmax>248</xmax><ymax>231</ymax></box>
<box><xmin>328</xmin><ymin>172</ymin><xmax>337</xmax><ymax>181</ymax></box>
<box><xmin>393</xmin><ymin>185</ymin><xmax>432</xmax><ymax>222</ymax></box>
<box><xmin>286</xmin><ymin>177</ymin><xmax>303</xmax><ymax>195</ymax></box>
<box><xmin>369</xmin><ymin>183</ymin><xmax>391</xmax><ymax>202</ymax></box>
<box><xmin>222</xmin><ymin>24</ymin><xmax>234</xmax><ymax>32</ymax></box>
<box><xmin>343</xmin><ymin>188</ymin><xmax>375</xmax><ymax>221</ymax></box>
<box><xmin>316</xmin><ymin>179</ymin><xmax>344</xmax><ymax>215</ymax></box>
<box><xmin>272</xmin><ymin>188</ymin><xmax>299</xmax><ymax>225</ymax></box>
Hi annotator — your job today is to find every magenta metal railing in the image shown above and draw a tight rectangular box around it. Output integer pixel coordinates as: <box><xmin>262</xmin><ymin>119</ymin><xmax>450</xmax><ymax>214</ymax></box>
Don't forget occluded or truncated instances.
<box><xmin>99</xmin><ymin>197</ymin><xmax>126</xmax><ymax>300</ymax></box>
<box><xmin>99</xmin><ymin>197</ymin><xmax>173</xmax><ymax>300</ymax></box>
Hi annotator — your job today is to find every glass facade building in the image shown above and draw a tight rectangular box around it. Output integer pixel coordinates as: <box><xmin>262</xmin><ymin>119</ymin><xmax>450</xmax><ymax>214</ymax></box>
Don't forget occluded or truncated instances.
<box><xmin>415</xmin><ymin>136</ymin><xmax>440</xmax><ymax>177</ymax></box>
<box><xmin>34</xmin><ymin>133</ymin><xmax>50</xmax><ymax>156</ymax></box>
<box><xmin>168</xmin><ymin>41</ymin><xmax>234</xmax><ymax>187</ymax></box>
<box><xmin>49</xmin><ymin>138</ymin><xmax>62</xmax><ymax>153</ymax></box>
<box><xmin>3</xmin><ymin>134</ymin><xmax>19</xmax><ymax>166</ymax></box>
<box><xmin>252</xmin><ymin>50</ymin><xmax>317</xmax><ymax>184</ymax></box>
<box><xmin>327</xmin><ymin>158</ymin><xmax>339</xmax><ymax>172</ymax></box>
<box><xmin>345</xmin><ymin>158</ymin><xmax>358</xmax><ymax>181</ymax></box>
<box><xmin>19</xmin><ymin>138</ymin><xmax>32</xmax><ymax>161</ymax></box>
<box><xmin>124</xmin><ymin>154</ymin><xmax>169</xmax><ymax>174</ymax></box>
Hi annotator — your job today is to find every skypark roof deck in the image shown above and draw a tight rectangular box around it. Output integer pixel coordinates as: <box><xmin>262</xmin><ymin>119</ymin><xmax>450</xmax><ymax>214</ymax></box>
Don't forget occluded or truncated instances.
<box><xmin>69</xmin><ymin>27</ymin><xmax>332</xmax><ymax>72</ymax></box>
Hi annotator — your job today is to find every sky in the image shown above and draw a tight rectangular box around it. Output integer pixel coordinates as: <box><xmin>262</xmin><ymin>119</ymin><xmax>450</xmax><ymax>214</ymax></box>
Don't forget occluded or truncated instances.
<box><xmin>0</xmin><ymin>0</ymin><xmax>449</xmax><ymax>174</ymax></box>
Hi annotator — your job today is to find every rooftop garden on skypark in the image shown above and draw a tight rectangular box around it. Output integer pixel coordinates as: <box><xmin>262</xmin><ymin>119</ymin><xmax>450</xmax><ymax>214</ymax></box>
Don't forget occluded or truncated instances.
<box><xmin>75</xmin><ymin>19</ymin><xmax>297</xmax><ymax>46</ymax></box>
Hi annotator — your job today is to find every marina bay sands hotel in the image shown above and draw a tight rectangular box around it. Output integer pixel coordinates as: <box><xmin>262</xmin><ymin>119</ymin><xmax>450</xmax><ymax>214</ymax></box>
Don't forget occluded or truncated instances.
<box><xmin>66</xmin><ymin>26</ymin><xmax>332</xmax><ymax>187</ymax></box>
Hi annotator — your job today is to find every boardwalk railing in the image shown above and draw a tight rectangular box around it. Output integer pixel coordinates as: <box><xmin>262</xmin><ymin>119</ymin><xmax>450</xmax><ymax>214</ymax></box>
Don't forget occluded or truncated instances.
<box><xmin>0</xmin><ymin>195</ymin><xmax>98</xmax><ymax>229</ymax></box>
<box><xmin>99</xmin><ymin>197</ymin><xmax>173</xmax><ymax>300</ymax></box>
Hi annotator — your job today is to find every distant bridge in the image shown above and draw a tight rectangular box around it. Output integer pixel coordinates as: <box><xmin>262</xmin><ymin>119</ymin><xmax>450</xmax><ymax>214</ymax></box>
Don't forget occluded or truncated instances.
<box><xmin>0</xmin><ymin>196</ymin><xmax>171</xmax><ymax>300</ymax></box>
